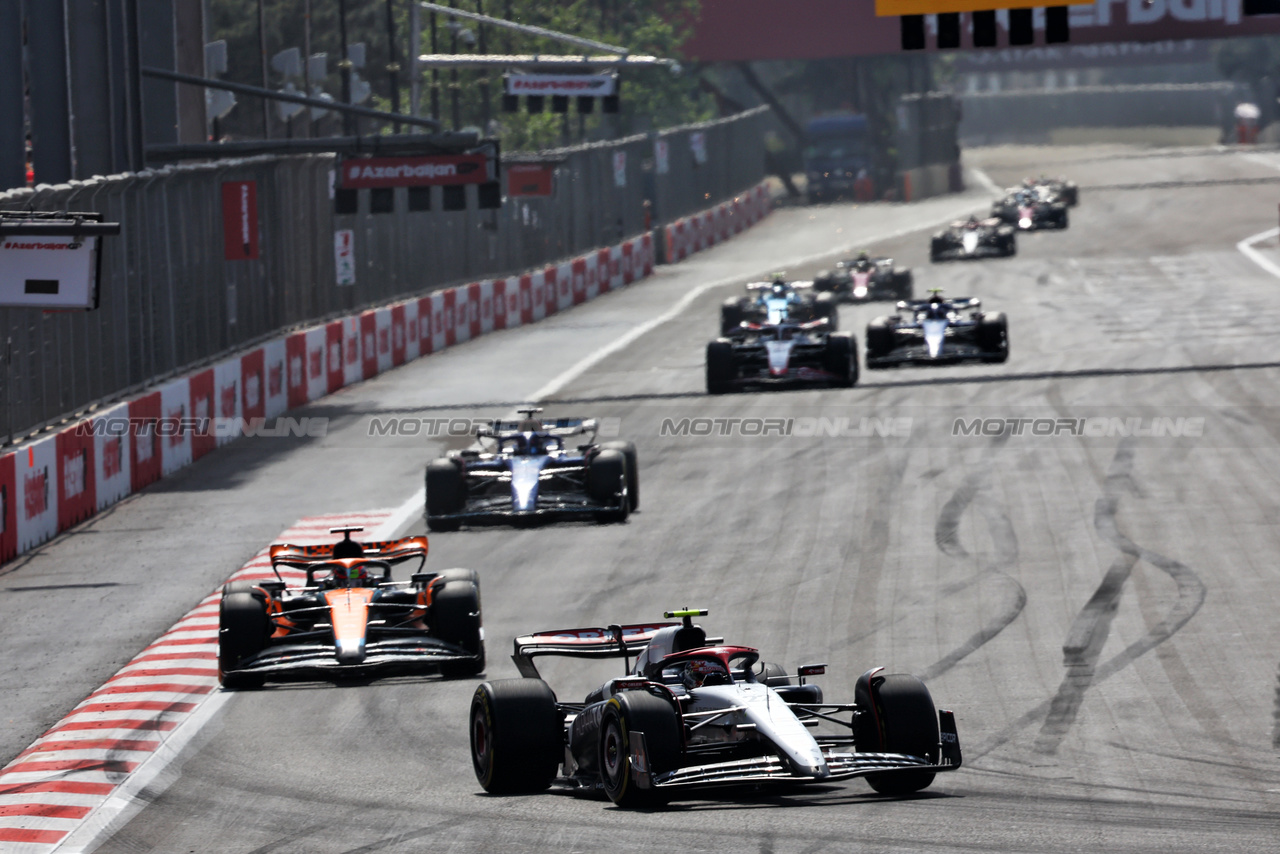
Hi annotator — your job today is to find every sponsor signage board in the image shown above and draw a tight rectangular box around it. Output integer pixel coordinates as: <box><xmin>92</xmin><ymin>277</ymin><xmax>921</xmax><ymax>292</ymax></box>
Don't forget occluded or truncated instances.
<box><xmin>505</xmin><ymin>73</ymin><xmax>617</xmax><ymax>96</ymax></box>
<box><xmin>340</xmin><ymin>154</ymin><xmax>493</xmax><ymax>188</ymax></box>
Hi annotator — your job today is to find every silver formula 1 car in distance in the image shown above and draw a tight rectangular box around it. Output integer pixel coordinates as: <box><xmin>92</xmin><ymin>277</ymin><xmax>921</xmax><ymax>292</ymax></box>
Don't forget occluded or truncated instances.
<box><xmin>469</xmin><ymin>609</ymin><xmax>961</xmax><ymax>808</ymax></box>
<box><xmin>425</xmin><ymin>408</ymin><xmax>638</xmax><ymax>530</ymax></box>
<box><xmin>930</xmin><ymin>216</ymin><xmax>1016</xmax><ymax>262</ymax></box>
<box><xmin>866</xmin><ymin>292</ymin><xmax>1008</xmax><ymax>368</ymax></box>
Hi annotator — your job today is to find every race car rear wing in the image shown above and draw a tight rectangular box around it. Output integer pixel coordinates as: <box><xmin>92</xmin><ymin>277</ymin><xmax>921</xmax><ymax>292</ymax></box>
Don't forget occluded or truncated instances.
<box><xmin>511</xmin><ymin>622</ymin><xmax>723</xmax><ymax>679</ymax></box>
<box><xmin>897</xmin><ymin>297</ymin><xmax>980</xmax><ymax>312</ymax></box>
<box><xmin>269</xmin><ymin>535</ymin><xmax>429</xmax><ymax>577</ymax></box>
<box><xmin>477</xmin><ymin>417</ymin><xmax>598</xmax><ymax>439</ymax></box>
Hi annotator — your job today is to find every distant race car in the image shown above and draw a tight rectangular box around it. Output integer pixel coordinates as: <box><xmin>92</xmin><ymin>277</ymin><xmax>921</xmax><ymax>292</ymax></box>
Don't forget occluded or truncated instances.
<box><xmin>866</xmin><ymin>291</ymin><xmax>1008</xmax><ymax>368</ymax></box>
<box><xmin>469</xmin><ymin>608</ymin><xmax>962</xmax><ymax>807</ymax></box>
<box><xmin>814</xmin><ymin>252</ymin><xmax>913</xmax><ymax>303</ymax></box>
<box><xmin>991</xmin><ymin>187</ymin><xmax>1068</xmax><ymax>231</ymax></box>
<box><xmin>425</xmin><ymin>408</ymin><xmax>637</xmax><ymax>530</ymax></box>
<box><xmin>1024</xmin><ymin>174</ymin><xmax>1078</xmax><ymax>207</ymax></box>
<box><xmin>929</xmin><ymin>216</ymin><xmax>1016</xmax><ymax>262</ymax></box>
<box><xmin>218</xmin><ymin>527</ymin><xmax>483</xmax><ymax>688</ymax></box>
<box><xmin>720</xmin><ymin>275</ymin><xmax>838</xmax><ymax>335</ymax></box>
<box><xmin>707</xmin><ymin>310</ymin><xmax>857</xmax><ymax>393</ymax></box>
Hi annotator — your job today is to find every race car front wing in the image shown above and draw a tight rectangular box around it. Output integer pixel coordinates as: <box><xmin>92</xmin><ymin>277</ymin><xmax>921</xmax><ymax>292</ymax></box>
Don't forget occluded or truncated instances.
<box><xmin>225</xmin><ymin>636</ymin><xmax>480</xmax><ymax>681</ymax></box>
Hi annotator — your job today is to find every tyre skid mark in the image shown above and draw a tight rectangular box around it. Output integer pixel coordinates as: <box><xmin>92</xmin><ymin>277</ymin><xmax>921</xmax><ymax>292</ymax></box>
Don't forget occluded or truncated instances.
<box><xmin>972</xmin><ymin>441</ymin><xmax>1206</xmax><ymax>760</ymax></box>
<box><xmin>923</xmin><ymin>435</ymin><xmax>1027</xmax><ymax>682</ymax></box>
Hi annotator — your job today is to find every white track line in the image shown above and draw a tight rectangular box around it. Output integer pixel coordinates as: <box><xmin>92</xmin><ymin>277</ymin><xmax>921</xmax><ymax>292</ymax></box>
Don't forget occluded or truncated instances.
<box><xmin>1237</xmin><ymin>226</ymin><xmax>1280</xmax><ymax>279</ymax></box>
<box><xmin>384</xmin><ymin>183</ymin><xmax>1000</xmax><ymax>536</ymax></box>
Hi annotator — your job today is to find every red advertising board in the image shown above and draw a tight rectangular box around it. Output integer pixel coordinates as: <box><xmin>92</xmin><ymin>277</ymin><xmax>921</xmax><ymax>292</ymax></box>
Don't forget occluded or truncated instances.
<box><xmin>128</xmin><ymin>391</ymin><xmax>162</xmax><ymax>492</ymax></box>
<box><xmin>682</xmin><ymin>0</ymin><xmax>1280</xmax><ymax>60</ymax></box>
<box><xmin>507</xmin><ymin>164</ymin><xmax>554</xmax><ymax>197</ymax></box>
<box><xmin>56</xmin><ymin>425</ymin><xmax>96</xmax><ymax>530</ymax></box>
<box><xmin>340</xmin><ymin>154</ymin><xmax>492</xmax><ymax>188</ymax></box>
<box><xmin>221</xmin><ymin>181</ymin><xmax>259</xmax><ymax>260</ymax></box>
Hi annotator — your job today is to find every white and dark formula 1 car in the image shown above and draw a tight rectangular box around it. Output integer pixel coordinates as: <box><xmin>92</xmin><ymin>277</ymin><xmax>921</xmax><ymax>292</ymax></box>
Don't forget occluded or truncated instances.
<box><xmin>706</xmin><ymin>311</ymin><xmax>857</xmax><ymax>393</ymax></box>
<box><xmin>424</xmin><ymin>408</ymin><xmax>638</xmax><ymax>530</ymax></box>
<box><xmin>991</xmin><ymin>187</ymin><xmax>1068</xmax><ymax>231</ymax></box>
<box><xmin>469</xmin><ymin>609</ymin><xmax>961</xmax><ymax>807</ymax></box>
<box><xmin>1024</xmin><ymin>174</ymin><xmax>1078</xmax><ymax>207</ymax></box>
<box><xmin>866</xmin><ymin>291</ymin><xmax>1008</xmax><ymax>368</ymax></box>
<box><xmin>814</xmin><ymin>252</ymin><xmax>913</xmax><ymax>303</ymax></box>
<box><xmin>720</xmin><ymin>275</ymin><xmax>839</xmax><ymax>335</ymax></box>
<box><xmin>930</xmin><ymin>216</ymin><xmax>1016</xmax><ymax>262</ymax></box>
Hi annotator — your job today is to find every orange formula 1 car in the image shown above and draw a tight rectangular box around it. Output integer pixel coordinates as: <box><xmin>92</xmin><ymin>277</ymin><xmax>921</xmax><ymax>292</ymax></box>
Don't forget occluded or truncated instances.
<box><xmin>218</xmin><ymin>526</ymin><xmax>483</xmax><ymax>689</ymax></box>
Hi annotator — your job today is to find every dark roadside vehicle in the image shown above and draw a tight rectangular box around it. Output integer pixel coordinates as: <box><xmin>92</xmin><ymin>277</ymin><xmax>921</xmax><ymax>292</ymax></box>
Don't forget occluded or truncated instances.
<box><xmin>930</xmin><ymin>215</ymin><xmax>1016</xmax><ymax>261</ymax></box>
<box><xmin>469</xmin><ymin>609</ymin><xmax>961</xmax><ymax>808</ymax></box>
<box><xmin>813</xmin><ymin>251</ymin><xmax>913</xmax><ymax>303</ymax></box>
<box><xmin>866</xmin><ymin>291</ymin><xmax>1008</xmax><ymax>368</ymax></box>
<box><xmin>425</xmin><ymin>408</ymin><xmax>638</xmax><ymax>530</ymax></box>
<box><xmin>218</xmin><ymin>527</ymin><xmax>484</xmax><ymax>689</ymax></box>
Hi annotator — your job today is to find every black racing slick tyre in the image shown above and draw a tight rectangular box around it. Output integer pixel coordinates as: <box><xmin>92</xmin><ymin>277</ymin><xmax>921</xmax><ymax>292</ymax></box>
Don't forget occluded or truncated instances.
<box><xmin>823</xmin><ymin>332</ymin><xmax>857</xmax><ymax>388</ymax></box>
<box><xmin>425</xmin><ymin>458</ymin><xmax>464</xmax><ymax>532</ymax></box>
<box><xmin>855</xmin><ymin>672</ymin><xmax>940</xmax><ymax>795</ymax></box>
<box><xmin>599</xmin><ymin>691</ymin><xmax>682</xmax><ymax>808</ymax></box>
<box><xmin>706</xmin><ymin>339</ymin><xmax>735</xmax><ymax>395</ymax></box>
<box><xmin>893</xmin><ymin>269</ymin><xmax>913</xmax><ymax>301</ymax></box>
<box><xmin>1002</xmin><ymin>233</ymin><xmax>1017</xmax><ymax>257</ymax></box>
<box><xmin>470</xmin><ymin>679</ymin><xmax>562</xmax><ymax>794</ymax></box>
<box><xmin>219</xmin><ymin>592</ymin><xmax>270</xmax><ymax>690</ymax></box>
<box><xmin>866</xmin><ymin>317</ymin><xmax>895</xmax><ymax>362</ymax></box>
<box><xmin>720</xmin><ymin>298</ymin><xmax>745</xmax><ymax>335</ymax></box>
<box><xmin>929</xmin><ymin>237</ymin><xmax>944</xmax><ymax>263</ymax></box>
<box><xmin>814</xmin><ymin>292</ymin><xmax>839</xmax><ymax>331</ymax></box>
<box><xmin>222</xmin><ymin>580</ymin><xmax>267</xmax><ymax>601</ymax></box>
<box><xmin>977</xmin><ymin>311</ymin><xmax>1009</xmax><ymax>362</ymax></box>
<box><xmin>432</xmin><ymin>577</ymin><xmax>485</xmax><ymax>678</ymax></box>
<box><xmin>587</xmin><ymin>449</ymin><xmax>629</xmax><ymax>523</ymax></box>
<box><xmin>599</xmin><ymin>441</ymin><xmax>639</xmax><ymax>511</ymax></box>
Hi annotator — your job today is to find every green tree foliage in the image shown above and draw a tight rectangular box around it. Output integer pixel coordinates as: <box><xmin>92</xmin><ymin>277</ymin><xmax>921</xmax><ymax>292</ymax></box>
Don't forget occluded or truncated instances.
<box><xmin>208</xmin><ymin>0</ymin><xmax>713</xmax><ymax>151</ymax></box>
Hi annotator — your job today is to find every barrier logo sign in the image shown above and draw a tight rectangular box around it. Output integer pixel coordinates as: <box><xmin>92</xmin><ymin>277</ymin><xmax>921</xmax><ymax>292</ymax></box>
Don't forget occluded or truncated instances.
<box><xmin>221</xmin><ymin>181</ymin><xmax>259</xmax><ymax>260</ymax></box>
<box><xmin>335</xmin><ymin>229</ymin><xmax>356</xmax><ymax>286</ymax></box>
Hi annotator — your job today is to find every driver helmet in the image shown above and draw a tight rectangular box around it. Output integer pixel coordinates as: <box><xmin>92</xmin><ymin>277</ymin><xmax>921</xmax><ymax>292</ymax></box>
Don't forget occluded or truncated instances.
<box><xmin>856</xmin><ymin>250</ymin><xmax>870</xmax><ymax>263</ymax></box>
<box><xmin>966</xmin><ymin>216</ymin><xmax>979</xmax><ymax>229</ymax></box>
<box><xmin>332</xmin><ymin>562</ymin><xmax>371</xmax><ymax>588</ymax></box>
<box><xmin>926</xmin><ymin>293</ymin><xmax>947</xmax><ymax>318</ymax></box>
<box><xmin>682</xmin><ymin>658</ymin><xmax>730</xmax><ymax>690</ymax></box>
<box><xmin>770</xmin><ymin>281</ymin><xmax>789</xmax><ymax>298</ymax></box>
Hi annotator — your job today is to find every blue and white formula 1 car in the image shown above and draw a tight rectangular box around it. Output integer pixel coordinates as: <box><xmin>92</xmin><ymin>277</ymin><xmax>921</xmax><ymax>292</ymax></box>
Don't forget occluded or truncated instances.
<box><xmin>469</xmin><ymin>609</ymin><xmax>961</xmax><ymax>807</ymax></box>
<box><xmin>424</xmin><ymin>408</ymin><xmax>638</xmax><ymax>530</ymax></box>
<box><xmin>866</xmin><ymin>290</ymin><xmax>1008</xmax><ymax>368</ymax></box>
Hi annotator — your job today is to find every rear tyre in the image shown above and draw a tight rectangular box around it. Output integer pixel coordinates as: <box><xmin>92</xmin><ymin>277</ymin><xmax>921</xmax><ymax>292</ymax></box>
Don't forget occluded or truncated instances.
<box><xmin>814</xmin><ymin>293</ymin><xmax>839</xmax><ymax>331</ymax></box>
<box><xmin>470</xmin><ymin>679</ymin><xmax>562</xmax><ymax>793</ymax></box>
<box><xmin>977</xmin><ymin>311</ymin><xmax>1009</xmax><ymax>362</ymax></box>
<box><xmin>1057</xmin><ymin>208</ymin><xmax>1069</xmax><ymax>229</ymax></box>
<box><xmin>706</xmin><ymin>339</ymin><xmax>735</xmax><ymax>395</ymax></box>
<box><xmin>866</xmin><ymin>317</ymin><xmax>895</xmax><ymax>363</ymax></box>
<box><xmin>599</xmin><ymin>441</ymin><xmax>640</xmax><ymax>511</ymax></box>
<box><xmin>426</xmin><ymin>459</ymin><xmax>465</xmax><ymax>532</ymax></box>
<box><xmin>433</xmin><ymin>577</ymin><xmax>485</xmax><ymax>678</ymax></box>
<box><xmin>929</xmin><ymin>237</ymin><xmax>944</xmax><ymax>263</ymax></box>
<box><xmin>856</xmin><ymin>672</ymin><xmax>940</xmax><ymax>795</ymax></box>
<box><xmin>1002</xmin><ymin>233</ymin><xmax>1017</xmax><ymax>257</ymax></box>
<box><xmin>587</xmin><ymin>449</ymin><xmax>629</xmax><ymax>523</ymax></box>
<box><xmin>720</xmin><ymin>298</ymin><xmax>745</xmax><ymax>335</ymax></box>
<box><xmin>600</xmin><ymin>692</ymin><xmax>682</xmax><ymax>808</ymax></box>
<box><xmin>823</xmin><ymin>332</ymin><xmax>857</xmax><ymax>388</ymax></box>
<box><xmin>219</xmin><ymin>592</ymin><xmax>270</xmax><ymax>690</ymax></box>
<box><xmin>893</xmin><ymin>269</ymin><xmax>913</xmax><ymax>301</ymax></box>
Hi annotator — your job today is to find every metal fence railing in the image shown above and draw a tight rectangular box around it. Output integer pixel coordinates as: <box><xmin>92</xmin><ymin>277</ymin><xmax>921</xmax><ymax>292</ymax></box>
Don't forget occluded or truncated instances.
<box><xmin>0</xmin><ymin>107</ymin><xmax>767</xmax><ymax>443</ymax></box>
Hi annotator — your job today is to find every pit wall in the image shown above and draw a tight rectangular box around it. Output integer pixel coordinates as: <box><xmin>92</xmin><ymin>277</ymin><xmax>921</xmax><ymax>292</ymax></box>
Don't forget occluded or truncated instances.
<box><xmin>0</xmin><ymin>183</ymin><xmax>772</xmax><ymax>565</ymax></box>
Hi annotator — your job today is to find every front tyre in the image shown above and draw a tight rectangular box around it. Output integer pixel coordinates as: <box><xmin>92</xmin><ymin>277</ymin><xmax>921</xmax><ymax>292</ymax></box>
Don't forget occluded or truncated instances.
<box><xmin>599</xmin><ymin>441</ymin><xmax>640</xmax><ymax>511</ymax></box>
<box><xmin>432</xmin><ymin>576</ymin><xmax>485</xmax><ymax>678</ymax></box>
<box><xmin>599</xmin><ymin>692</ymin><xmax>682</xmax><ymax>808</ymax></box>
<box><xmin>856</xmin><ymin>672</ymin><xmax>940</xmax><ymax>795</ymax></box>
<box><xmin>425</xmin><ymin>458</ymin><xmax>465</xmax><ymax>532</ymax></box>
<box><xmin>706</xmin><ymin>339</ymin><xmax>735</xmax><ymax>395</ymax></box>
<box><xmin>219</xmin><ymin>592</ymin><xmax>269</xmax><ymax>690</ymax></box>
<box><xmin>587</xmin><ymin>449</ymin><xmax>629</xmax><ymax>523</ymax></box>
<box><xmin>470</xmin><ymin>679</ymin><xmax>562</xmax><ymax>793</ymax></box>
<box><xmin>823</xmin><ymin>332</ymin><xmax>857</xmax><ymax>388</ymax></box>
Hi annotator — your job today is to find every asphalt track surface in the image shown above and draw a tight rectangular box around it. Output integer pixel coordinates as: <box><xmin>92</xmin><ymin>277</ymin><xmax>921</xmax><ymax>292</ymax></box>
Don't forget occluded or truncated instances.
<box><xmin>7</xmin><ymin>144</ymin><xmax>1280</xmax><ymax>852</ymax></box>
